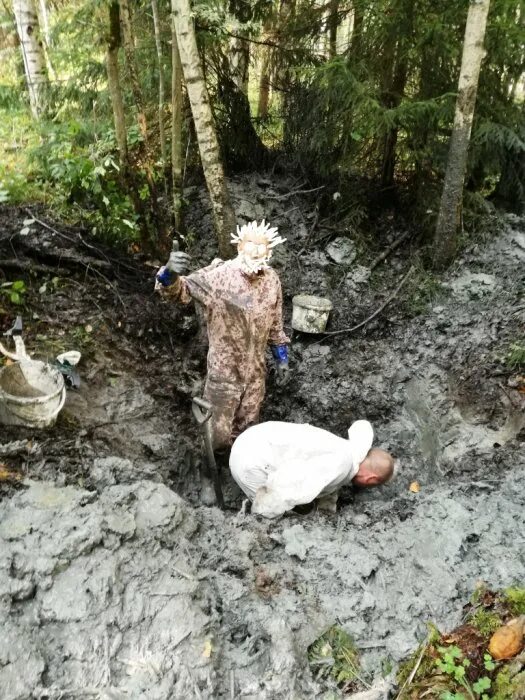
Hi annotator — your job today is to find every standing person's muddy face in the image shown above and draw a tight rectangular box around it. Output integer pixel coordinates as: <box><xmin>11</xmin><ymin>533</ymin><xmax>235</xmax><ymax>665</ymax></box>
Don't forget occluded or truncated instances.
<box><xmin>237</xmin><ymin>234</ymin><xmax>271</xmax><ymax>275</ymax></box>
<box><xmin>231</xmin><ymin>220</ymin><xmax>286</xmax><ymax>275</ymax></box>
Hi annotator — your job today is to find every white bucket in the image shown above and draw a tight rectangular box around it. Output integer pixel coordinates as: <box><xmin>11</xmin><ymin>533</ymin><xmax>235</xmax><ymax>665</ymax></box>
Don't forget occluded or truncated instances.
<box><xmin>0</xmin><ymin>338</ymin><xmax>66</xmax><ymax>428</ymax></box>
<box><xmin>292</xmin><ymin>294</ymin><xmax>333</xmax><ymax>333</ymax></box>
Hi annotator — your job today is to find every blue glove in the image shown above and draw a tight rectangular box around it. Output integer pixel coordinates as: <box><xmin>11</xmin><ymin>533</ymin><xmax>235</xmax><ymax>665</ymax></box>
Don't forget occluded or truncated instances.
<box><xmin>155</xmin><ymin>246</ymin><xmax>190</xmax><ymax>287</ymax></box>
<box><xmin>271</xmin><ymin>345</ymin><xmax>290</xmax><ymax>386</ymax></box>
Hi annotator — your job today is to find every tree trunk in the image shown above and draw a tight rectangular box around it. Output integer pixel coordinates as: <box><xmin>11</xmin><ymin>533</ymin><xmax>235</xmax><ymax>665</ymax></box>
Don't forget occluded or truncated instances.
<box><xmin>257</xmin><ymin>49</ymin><xmax>271</xmax><ymax>119</ymax></box>
<box><xmin>433</xmin><ymin>0</ymin><xmax>491</xmax><ymax>269</ymax></box>
<box><xmin>257</xmin><ymin>20</ymin><xmax>274</xmax><ymax>119</ymax></box>
<box><xmin>38</xmin><ymin>0</ymin><xmax>49</xmax><ymax>45</ymax></box>
<box><xmin>13</xmin><ymin>0</ymin><xmax>48</xmax><ymax>118</ymax></box>
<box><xmin>151</xmin><ymin>0</ymin><xmax>167</xmax><ymax>176</ymax></box>
<box><xmin>171</xmin><ymin>7</ymin><xmax>183</xmax><ymax>233</ymax></box>
<box><xmin>119</xmin><ymin>0</ymin><xmax>152</xmax><ymax>160</ymax></box>
<box><xmin>120</xmin><ymin>0</ymin><xmax>166</xmax><ymax>251</ymax></box>
<box><xmin>106</xmin><ymin>1</ymin><xmax>128</xmax><ymax>170</ymax></box>
<box><xmin>348</xmin><ymin>2</ymin><xmax>363</xmax><ymax>58</ymax></box>
<box><xmin>229</xmin><ymin>36</ymin><xmax>249</xmax><ymax>94</ymax></box>
<box><xmin>328</xmin><ymin>0</ymin><xmax>339</xmax><ymax>59</ymax></box>
<box><xmin>172</xmin><ymin>0</ymin><xmax>236</xmax><ymax>259</ymax></box>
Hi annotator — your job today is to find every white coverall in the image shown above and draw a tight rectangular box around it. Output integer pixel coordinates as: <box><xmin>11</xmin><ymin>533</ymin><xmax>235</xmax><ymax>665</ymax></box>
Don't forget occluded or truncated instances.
<box><xmin>229</xmin><ymin>420</ymin><xmax>374</xmax><ymax>518</ymax></box>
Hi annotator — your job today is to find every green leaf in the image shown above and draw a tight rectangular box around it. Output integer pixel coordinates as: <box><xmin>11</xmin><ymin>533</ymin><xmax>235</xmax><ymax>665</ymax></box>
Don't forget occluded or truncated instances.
<box><xmin>12</xmin><ymin>280</ymin><xmax>25</xmax><ymax>292</ymax></box>
<box><xmin>472</xmin><ymin>677</ymin><xmax>491</xmax><ymax>693</ymax></box>
<box><xmin>10</xmin><ymin>291</ymin><xmax>21</xmax><ymax>304</ymax></box>
<box><xmin>483</xmin><ymin>654</ymin><xmax>496</xmax><ymax>671</ymax></box>
<box><xmin>454</xmin><ymin>665</ymin><xmax>465</xmax><ymax>680</ymax></box>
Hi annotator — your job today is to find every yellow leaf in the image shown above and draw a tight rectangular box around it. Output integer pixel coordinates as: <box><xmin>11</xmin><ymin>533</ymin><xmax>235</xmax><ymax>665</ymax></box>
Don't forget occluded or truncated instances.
<box><xmin>409</xmin><ymin>481</ymin><xmax>420</xmax><ymax>493</ymax></box>
<box><xmin>202</xmin><ymin>638</ymin><xmax>213</xmax><ymax>658</ymax></box>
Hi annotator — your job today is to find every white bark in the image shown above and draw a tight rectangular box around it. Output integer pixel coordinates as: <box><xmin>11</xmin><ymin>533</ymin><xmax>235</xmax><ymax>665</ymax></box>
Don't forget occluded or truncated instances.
<box><xmin>434</xmin><ymin>0</ymin><xmax>491</xmax><ymax>268</ymax></box>
<box><xmin>151</xmin><ymin>0</ymin><xmax>167</xmax><ymax>171</ymax></box>
<box><xmin>171</xmin><ymin>12</ymin><xmax>183</xmax><ymax>231</ymax></box>
<box><xmin>38</xmin><ymin>0</ymin><xmax>49</xmax><ymax>46</ymax></box>
<box><xmin>172</xmin><ymin>0</ymin><xmax>236</xmax><ymax>258</ymax></box>
<box><xmin>13</xmin><ymin>0</ymin><xmax>48</xmax><ymax>118</ymax></box>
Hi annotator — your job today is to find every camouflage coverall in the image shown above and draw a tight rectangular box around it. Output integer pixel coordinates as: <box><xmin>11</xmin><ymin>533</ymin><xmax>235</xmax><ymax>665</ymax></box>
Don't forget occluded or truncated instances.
<box><xmin>162</xmin><ymin>259</ymin><xmax>289</xmax><ymax>450</ymax></box>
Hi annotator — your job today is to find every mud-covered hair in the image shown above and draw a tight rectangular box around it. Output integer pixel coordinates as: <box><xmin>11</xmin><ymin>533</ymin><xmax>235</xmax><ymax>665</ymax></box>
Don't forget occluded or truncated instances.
<box><xmin>230</xmin><ymin>219</ymin><xmax>286</xmax><ymax>248</ymax></box>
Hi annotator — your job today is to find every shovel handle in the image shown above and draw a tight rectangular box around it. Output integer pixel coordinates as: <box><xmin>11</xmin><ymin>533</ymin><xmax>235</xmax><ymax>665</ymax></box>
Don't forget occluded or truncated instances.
<box><xmin>192</xmin><ymin>397</ymin><xmax>213</xmax><ymax>424</ymax></box>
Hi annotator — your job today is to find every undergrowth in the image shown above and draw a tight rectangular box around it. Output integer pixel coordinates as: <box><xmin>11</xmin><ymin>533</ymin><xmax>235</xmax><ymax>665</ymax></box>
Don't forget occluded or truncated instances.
<box><xmin>308</xmin><ymin>625</ymin><xmax>365</xmax><ymax>693</ymax></box>
<box><xmin>396</xmin><ymin>586</ymin><xmax>525</xmax><ymax>700</ymax></box>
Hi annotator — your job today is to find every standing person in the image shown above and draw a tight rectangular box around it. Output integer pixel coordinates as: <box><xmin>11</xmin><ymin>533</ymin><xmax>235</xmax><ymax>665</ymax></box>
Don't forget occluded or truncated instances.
<box><xmin>156</xmin><ymin>220</ymin><xmax>290</xmax><ymax>503</ymax></box>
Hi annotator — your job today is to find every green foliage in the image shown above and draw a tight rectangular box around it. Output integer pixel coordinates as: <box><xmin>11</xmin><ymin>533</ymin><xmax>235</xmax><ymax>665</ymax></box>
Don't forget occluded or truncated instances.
<box><xmin>503</xmin><ymin>587</ymin><xmax>525</xmax><ymax>616</ymax></box>
<box><xmin>2</xmin><ymin>0</ymin><xmax>525</xmax><ymax>256</ymax></box>
<box><xmin>470</xmin><ymin>610</ymin><xmax>503</xmax><ymax>638</ymax></box>
<box><xmin>308</xmin><ymin>626</ymin><xmax>363</xmax><ymax>689</ymax></box>
<box><xmin>0</xmin><ymin>280</ymin><xmax>27</xmax><ymax>306</ymax></box>
<box><xmin>29</xmin><ymin>121</ymin><xmax>139</xmax><ymax>244</ymax></box>
<box><xmin>405</xmin><ymin>267</ymin><xmax>445</xmax><ymax>316</ymax></box>
<box><xmin>505</xmin><ymin>344</ymin><xmax>525</xmax><ymax>372</ymax></box>
<box><xmin>436</xmin><ymin>645</ymin><xmax>492</xmax><ymax>700</ymax></box>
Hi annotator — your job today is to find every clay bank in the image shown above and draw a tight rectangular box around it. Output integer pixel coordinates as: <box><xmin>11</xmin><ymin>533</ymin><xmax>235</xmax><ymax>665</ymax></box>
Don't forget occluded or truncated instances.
<box><xmin>0</xmin><ymin>195</ymin><xmax>524</xmax><ymax>698</ymax></box>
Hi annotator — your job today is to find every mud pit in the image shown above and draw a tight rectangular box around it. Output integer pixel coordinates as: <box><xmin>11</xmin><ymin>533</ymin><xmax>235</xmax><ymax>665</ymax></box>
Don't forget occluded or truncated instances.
<box><xmin>0</xmin><ymin>186</ymin><xmax>524</xmax><ymax>699</ymax></box>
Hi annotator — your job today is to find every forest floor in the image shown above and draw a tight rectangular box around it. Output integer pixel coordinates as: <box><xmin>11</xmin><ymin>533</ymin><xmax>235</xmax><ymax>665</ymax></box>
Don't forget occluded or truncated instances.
<box><xmin>0</xmin><ymin>176</ymin><xmax>524</xmax><ymax>699</ymax></box>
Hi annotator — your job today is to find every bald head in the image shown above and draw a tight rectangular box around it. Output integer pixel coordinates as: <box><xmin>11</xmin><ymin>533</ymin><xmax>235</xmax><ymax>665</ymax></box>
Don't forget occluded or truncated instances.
<box><xmin>352</xmin><ymin>448</ymin><xmax>394</xmax><ymax>487</ymax></box>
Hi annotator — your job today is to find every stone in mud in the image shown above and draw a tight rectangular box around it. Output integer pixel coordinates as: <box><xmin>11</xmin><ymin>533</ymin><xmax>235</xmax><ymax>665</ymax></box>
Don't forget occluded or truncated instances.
<box><xmin>91</xmin><ymin>456</ymin><xmax>160</xmax><ymax>491</ymax></box>
<box><xmin>326</xmin><ymin>237</ymin><xmax>357</xmax><ymax>265</ymax></box>
<box><xmin>448</xmin><ymin>272</ymin><xmax>496</xmax><ymax>299</ymax></box>
<box><xmin>281</xmin><ymin>524</ymin><xmax>312</xmax><ymax>560</ymax></box>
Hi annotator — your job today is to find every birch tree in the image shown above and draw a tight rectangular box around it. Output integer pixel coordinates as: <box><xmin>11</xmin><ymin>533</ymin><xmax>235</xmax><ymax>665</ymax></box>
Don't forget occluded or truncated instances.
<box><xmin>151</xmin><ymin>0</ymin><xmax>167</xmax><ymax>175</ymax></box>
<box><xmin>172</xmin><ymin>0</ymin><xmax>236</xmax><ymax>258</ymax></box>
<box><xmin>171</xmin><ymin>11</ymin><xmax>183</xmax><ymax>232</ymax></box>
<box><xmin>433</xmin><ymin>0</ymin><xmax>491</xmax><ymax>269</ymax></box>
<box><xmin>13</xmin><ymin>0</ymin><xmax>48</xmax><ymax>118</ymax></box>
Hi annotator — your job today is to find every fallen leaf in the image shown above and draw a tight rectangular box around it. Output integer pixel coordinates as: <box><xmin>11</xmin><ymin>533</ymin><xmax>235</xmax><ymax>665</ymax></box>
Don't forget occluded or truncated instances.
<box><xmin>409</xmin><ymin>481</ymin><xmax>420</xmax><ymax>493</ymax></box>
<box><xmin>202</xmin><ymin>638</ymin><xmax>213</xmax><ymax>658</ymax></box>
<box><xmin>0</xmin><ymin>464</ymin><xmax>21</xmax><ymax>481</ymax></box>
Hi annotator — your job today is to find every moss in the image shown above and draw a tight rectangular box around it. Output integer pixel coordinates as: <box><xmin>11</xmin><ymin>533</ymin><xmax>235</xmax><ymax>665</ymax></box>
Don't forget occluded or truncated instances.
<box><xmin>492</xmin><ymin>666</ymin><xmax>525</xmax><ymax>699</ymax></box>
<box><xmin>503</xmin><ymin>587</ymin><xmax>525</xmax><ymax>616</ymax></box>
<box><xmin>308</xmin><ymin>626</ymin><xmax>362</xmax><ymax>688</ymax></box>
<box><xmin>396</xmin><ymin>624</ymin><xmax>441</xmax><ymax>687</ymax></box>
<box><xmin>470</xmin><ymin>609</ymin><xmax>503</xmax><ymax>638</ymax></box>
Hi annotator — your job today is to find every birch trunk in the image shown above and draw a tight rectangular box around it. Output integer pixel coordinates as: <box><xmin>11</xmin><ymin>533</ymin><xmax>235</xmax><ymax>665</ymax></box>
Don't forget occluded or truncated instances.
<box><xmin>171</xmin><ymin>8</ymin><xmax>183</xmax><ymax>233</ymax></box>
<box><xmin>13</xmin><ymin>0</ymin><xmax>48</xmax><ymax>118</ymax></box>
<box><xmin>433</xmin><ymin>0</ymin><xmax>491</xmax><ymax>269</ymax></box>
<box><xmin>106</xmin><ymin>1</ymin><xmax>128</xmax><ymax>170</ymax></box>
<box><xmin>38</xmin><ymin>0</ymin><xmax>49</xmax><ymax>45</ymax></box>
<box><xmin>172</xmin><ymin>0</ymin><xmax>236</xmax><ymax>258</ymax></box>
<box><xmin>151</xmin><ymin>0</ymin><xmax>167</xmax><ymax>174</ymax></box>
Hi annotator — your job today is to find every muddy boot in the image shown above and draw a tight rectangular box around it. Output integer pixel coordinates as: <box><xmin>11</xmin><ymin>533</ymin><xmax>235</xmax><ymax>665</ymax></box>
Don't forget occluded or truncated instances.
<box><xmin>199</xmin><ymin>456</ymin><xmax>218</xmax><ymax>506</ymax></box>
<box><xmin>200</xmin><ymin>472</ymin><xmax>217</xmax><ymax>506</ymax></box>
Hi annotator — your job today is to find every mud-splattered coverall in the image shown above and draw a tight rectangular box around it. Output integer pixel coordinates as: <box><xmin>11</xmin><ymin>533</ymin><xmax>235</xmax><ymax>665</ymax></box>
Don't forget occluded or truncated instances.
<box><xmin>162</xmin><ymin>259</ymin><xmax>289</xmax><ymax>450</ymax></box>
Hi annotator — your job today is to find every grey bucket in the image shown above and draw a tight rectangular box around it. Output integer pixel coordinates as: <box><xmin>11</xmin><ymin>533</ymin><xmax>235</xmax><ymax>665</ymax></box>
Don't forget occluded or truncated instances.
<box><xmin>291</xmin><ymin>294</ymin><xmax>333</xmax><ymax>333</ymax></box>
<box><xmin>0</xmin><ymin>337</ymin><xmax>66</xmax><ymax>428</ymax></box>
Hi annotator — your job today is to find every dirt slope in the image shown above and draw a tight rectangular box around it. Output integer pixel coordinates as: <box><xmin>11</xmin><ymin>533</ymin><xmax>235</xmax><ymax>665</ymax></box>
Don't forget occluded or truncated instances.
<box><xmin>0</xmin><ymin>188</ymin><xmax>524</xmax><ymax>699</ymax></box>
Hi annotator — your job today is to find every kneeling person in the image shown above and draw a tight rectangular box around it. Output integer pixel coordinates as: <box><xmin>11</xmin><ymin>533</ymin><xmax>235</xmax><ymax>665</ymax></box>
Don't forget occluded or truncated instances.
<box><xmin>229</xmin><ymin>419</ymin><xmax>394</xmax><ymax>518</ymax></box>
